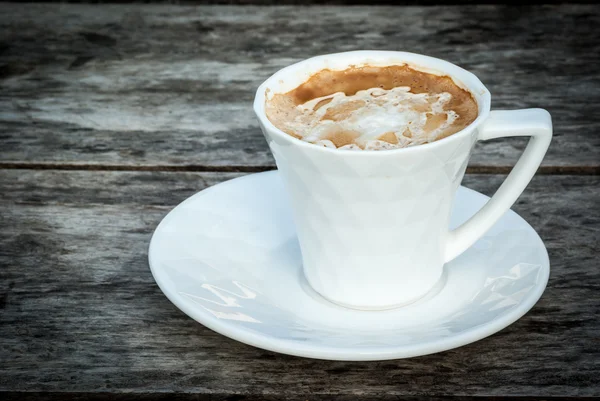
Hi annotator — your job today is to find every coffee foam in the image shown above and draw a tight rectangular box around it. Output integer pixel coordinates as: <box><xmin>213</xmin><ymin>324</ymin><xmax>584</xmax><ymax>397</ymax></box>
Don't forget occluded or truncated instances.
<box><xmin>265</xmin><ymin>65</ymin><xmax>478</xmax><ymax>150</ymax></box>
<box><xmin>291</xmin><ymin>87</ymin><xmax>458</xmax><ymax>150</ymax></box>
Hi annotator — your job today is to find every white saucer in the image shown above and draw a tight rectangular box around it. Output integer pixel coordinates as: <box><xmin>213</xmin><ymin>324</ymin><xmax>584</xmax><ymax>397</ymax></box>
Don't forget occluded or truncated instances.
<box><xmin>148</xmin><ymin>171</ymin><xmax>549</xmax><ymax>361</ymax></box>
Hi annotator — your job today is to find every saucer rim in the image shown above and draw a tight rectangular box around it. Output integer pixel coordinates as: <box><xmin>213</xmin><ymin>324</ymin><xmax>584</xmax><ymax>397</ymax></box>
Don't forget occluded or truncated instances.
<box><xmin>148</xmin><ymin>171</ymin><xmax>550</xmax><ymax>361</ymax></box>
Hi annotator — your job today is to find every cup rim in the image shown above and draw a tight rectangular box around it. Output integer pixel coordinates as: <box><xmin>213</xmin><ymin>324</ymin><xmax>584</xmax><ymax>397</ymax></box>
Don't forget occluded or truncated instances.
<box><xmin>253</xmin><ymin>50</ymin><xmax>492</xmax><ymax>156</ymax></box>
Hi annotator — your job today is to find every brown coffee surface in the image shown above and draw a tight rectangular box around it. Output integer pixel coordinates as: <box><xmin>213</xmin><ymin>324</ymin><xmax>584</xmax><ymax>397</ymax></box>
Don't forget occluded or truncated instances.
<box><xmin>265</xmin><ymin>64</ymin><xmax>478</xmax><ymax>150</ymax></box>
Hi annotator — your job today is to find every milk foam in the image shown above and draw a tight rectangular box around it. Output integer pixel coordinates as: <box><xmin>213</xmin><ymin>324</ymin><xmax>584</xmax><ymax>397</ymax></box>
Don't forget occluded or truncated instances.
<box><xmin>287</xmin><ymin>87</ymin><xmax>459</xmax><ymax>150</ymax></box>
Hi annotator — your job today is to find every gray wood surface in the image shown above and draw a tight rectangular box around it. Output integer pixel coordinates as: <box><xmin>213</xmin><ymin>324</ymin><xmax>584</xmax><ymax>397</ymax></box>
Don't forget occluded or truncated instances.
<box><xmin>1</xmin><ymin>170</ymin><xmax>599</xmax><ymax>398</ymax></box>
<box><xmin>1</xmin><ymin>2</ymin><xmax>599</xmax><ymax>399</ymax></box>
<box><xmin>1</xmin><ymin>4</ymin><xmax>599</xmax><ymax>170</ymax></box>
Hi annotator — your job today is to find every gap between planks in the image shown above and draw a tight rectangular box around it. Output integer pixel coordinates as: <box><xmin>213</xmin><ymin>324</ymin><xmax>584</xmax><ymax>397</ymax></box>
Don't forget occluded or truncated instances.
<box><xmin>0</xmin><ymin>163</ymin><xmax>598</xmax><ymax>175</ymax></box>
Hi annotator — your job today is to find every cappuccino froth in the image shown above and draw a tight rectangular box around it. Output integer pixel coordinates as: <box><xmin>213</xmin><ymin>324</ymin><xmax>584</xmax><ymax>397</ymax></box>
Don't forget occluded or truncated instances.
<box><xmin>265</xmin><ymin>65</ymin><xmax>478</xmax><ymax>150</ymax></box>
<box><xmin>293</xmin><ymin>87</ymin><xmax>458</xmax><ymax>150</ymax></box>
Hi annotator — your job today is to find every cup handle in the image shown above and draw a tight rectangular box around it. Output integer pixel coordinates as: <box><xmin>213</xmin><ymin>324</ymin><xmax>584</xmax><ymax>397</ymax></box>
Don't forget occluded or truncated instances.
<box><xmin>445</xmin><ymin>108</ymin><xmax>553</xmax><ymax>262</ymax></box>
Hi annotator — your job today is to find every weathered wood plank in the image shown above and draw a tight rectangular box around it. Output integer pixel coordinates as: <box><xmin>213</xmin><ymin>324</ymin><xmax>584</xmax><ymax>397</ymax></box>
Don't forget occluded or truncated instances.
<box><xmin>1</xmin><ymin>4</ymin><xmax>599</xmax><ymax>168</ymax></box>
<box><xmin>0</xmin><ymin>170</ymin><xmax>598</xmax><ymax>397</ymax></box>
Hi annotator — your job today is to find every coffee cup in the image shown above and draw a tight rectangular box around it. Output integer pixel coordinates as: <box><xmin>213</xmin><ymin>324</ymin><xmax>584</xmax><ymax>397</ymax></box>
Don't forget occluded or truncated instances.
<box><xmin>253</xmin><ymin>51</ymin><xmax>552</xmax><ymax>310</ymax></box>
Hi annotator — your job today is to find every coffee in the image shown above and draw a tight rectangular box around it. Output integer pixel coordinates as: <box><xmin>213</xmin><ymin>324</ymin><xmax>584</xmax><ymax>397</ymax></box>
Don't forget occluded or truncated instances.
<box><xmin>265</xmin><ymin>65</ymin><xmax>478</xmax><ymax>150</ymax></box>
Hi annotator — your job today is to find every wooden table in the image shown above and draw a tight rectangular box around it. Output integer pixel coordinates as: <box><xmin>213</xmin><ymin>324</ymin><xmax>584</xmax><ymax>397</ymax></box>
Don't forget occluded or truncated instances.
<box><xmin>1</xmin><ymin>3</ymin><xmax>599</xmax><ymax>400</ymax></box>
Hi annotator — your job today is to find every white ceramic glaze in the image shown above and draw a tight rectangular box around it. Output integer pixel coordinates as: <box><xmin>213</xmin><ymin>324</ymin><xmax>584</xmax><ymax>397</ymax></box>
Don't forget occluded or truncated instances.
<box><xmin>253</xmin><ymin>51</ymin><xmax>552</xmax><ymax>309</ymax></box>
<box><xmin>148</xmin><ymin>171</ymin><xmax>550</xmax><ymax>361</ymax></box>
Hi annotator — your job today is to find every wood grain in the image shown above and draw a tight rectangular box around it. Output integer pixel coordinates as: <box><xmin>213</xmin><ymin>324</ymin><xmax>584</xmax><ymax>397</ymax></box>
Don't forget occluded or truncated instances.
<box><xmin>1</xmin><ymin>170</ymin><xmax>598</xmax><ymax>398</ymax></box>
<box><xmin>1</xmin><ymin>4</ymin><xmax>599</xmax><ymax>169</ymax></box>
<box><xmin>1</xmin><ymin>3</ymin><xmax>598</xmax><ymax>399</ymax></box>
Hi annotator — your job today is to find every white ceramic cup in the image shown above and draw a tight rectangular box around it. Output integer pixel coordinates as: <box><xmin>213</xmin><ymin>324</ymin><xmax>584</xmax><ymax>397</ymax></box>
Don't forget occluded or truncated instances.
<box><xmin>253</xmin><ymin>51</ymin><xmax>552</xmax><ymax>310</ymax></box>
